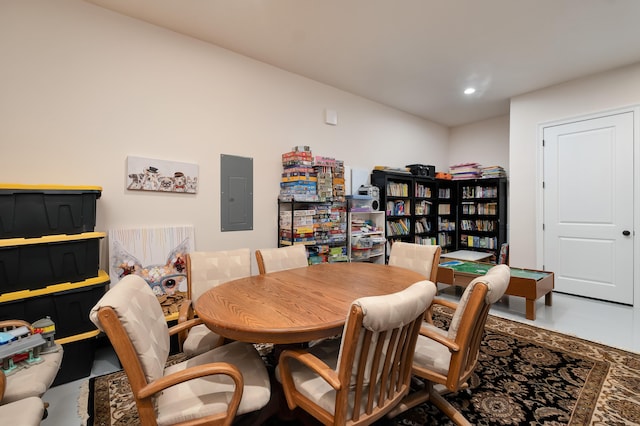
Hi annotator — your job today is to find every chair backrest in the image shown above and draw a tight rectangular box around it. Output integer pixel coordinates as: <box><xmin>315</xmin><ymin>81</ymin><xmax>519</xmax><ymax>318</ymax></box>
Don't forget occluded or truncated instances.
<box><xmin>255</xmin><ymin>245</ymin><xmax>308</xmax><ymax>274</ymax></box>
<box><xmin>334</xmin><ymin>280</ymin><xmax>437</xmax><ymax>424</ymax></box>
<box><xmin>444</xmin><ymin>264</ymin><xmax>510</xmax><ymax>389</ymax></box>
<box><xmin>89</xmin><ymin>275</ymin><xmax>170</xmax><ymax>392</ymax></box>
<box><xmin>388</xmin><ymin>242</ymin><xmax>441</xmax><ymax>281</ymax></box>
<box><xmin>187</xmin><ymin>249</ymin><xmax>251</xmax><ymax>301</ymax></box>
<box><xmin>0</xmin><ymin>370</ymin><xmax>44</xmax><ymax>426</ymax></box>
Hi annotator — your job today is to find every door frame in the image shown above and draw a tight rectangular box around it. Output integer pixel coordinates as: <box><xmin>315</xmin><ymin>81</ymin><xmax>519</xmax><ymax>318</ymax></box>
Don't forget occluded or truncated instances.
<box><xmin>535</xmin><ymin>105</ymin><xmax>640</xmax><ymax>308</ymax></box>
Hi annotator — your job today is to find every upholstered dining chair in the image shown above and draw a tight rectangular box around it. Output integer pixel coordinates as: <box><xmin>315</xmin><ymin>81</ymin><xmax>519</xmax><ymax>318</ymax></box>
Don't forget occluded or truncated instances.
<box><xmin>388</xmin><ymin>242</ymin><xmax>441</xmax><ymax>282</ymax></box>
<box><xmin>178</xmin><ymin>249</ymin><xmax>251</xmax><ymax>357</ymax></box>
<box><xmin>90</xmin><ymin>274</ymin><xmax>271</xmax><ymax>426</ymax></box>
<box><xmin>255</xmin><ymin>244</ymin><xmax>308</xmax><ymax>275</ymax></box>
<box><xmin>0</xmin><ymin>370</ymin><xmax>45</xmax><ymax>425</ymax></box>
<box><xmin>389</xmin><ymin>264</ymin><xmax>510</xmax><ymax>426</ymax></box>
<box><xmin>0</xmin><ymin>319</ymin><xmax>63</xmax><ymax>411</ymax></box>
<box><xmin>277</xmin><ymin>280</ymin><xmax>437</xmax><ymax>426</ymax></box>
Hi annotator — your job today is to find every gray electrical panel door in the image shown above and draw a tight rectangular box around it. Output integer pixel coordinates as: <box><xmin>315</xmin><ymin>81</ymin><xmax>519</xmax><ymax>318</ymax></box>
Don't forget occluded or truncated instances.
<box><xmin>220</xmin><ymin>154</ymin><xmax>253</xmax><ymax>231</ymax></box>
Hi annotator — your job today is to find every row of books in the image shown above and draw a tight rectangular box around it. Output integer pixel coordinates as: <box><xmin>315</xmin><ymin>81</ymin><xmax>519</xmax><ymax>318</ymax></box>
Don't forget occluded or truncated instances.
<box><xmin>415</xmin><ymin>217</ymin><xmax>432</xmax><ymax>234</ymax></box>
<box><xmin>459</xmin><ymin>219</ymin><xmax>497</xmax><ymax>232</ymax></box>
<box><xmin>414</xmin><ymin>183</ymin><xmax>432</xmax><ymax>198</ymax></box>
<box><xmin>415</xmin><ymin>236</ymin><xmax>437</xmax><ymax>245</ymax></box>
<box><xmin>437</xmin><ymin>217</ymin><xmax>455</xmax><ymax>232</ymax></box>
<box><xmin>386</xmin><ymin>218</ymin><xmax>410</xmax><ymax>236</ymax></box>
<box><xmin>461</xmin><ymin>202</ymin><xmax>498</xmax><ymax>215</ymax></box>
<box><xmin>438</xmin><ymin>188</ymin><xmax>451</xmax><ymax>198</ymax></box>
<box><xmin>385</xmin><ymin>182</ymin><xmax>409</xmax><ymax>197</ymax></box>
<box><xmin>384</xmin><ymin>199</ymin><xmax>433</xmax><ymax>216</ymax></box>
<box><xmin>460</xmin><ymin>185</ymin><xmax>499</xmax><ymax>199</ymax></box>
<box><xmin>437</xmin><ymin>233</ymin><xmax>454</xmax><ymax>247</ymax></box>
<box><xmin>386</xmin><ymin>200</ymin><xmax>411</xmax><ymax>216</ymax></box>
<box><xmin>415</xmin><ymin>200</ymin><xmax>432</xmax><ymax>215</ymax></box>
<box><xmin>437</xmin><ymin>204</ymin><xmax>451</xmax><ymax>215</ymax></box>
<box><xmin>459</xmin><ymin>234</ymin><xmax>498</xmax><ymax>249</ymax></box>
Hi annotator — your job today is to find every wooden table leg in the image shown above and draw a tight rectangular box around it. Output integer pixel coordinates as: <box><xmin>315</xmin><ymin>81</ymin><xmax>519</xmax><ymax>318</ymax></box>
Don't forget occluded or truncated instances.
<box><xmin>525</xmin><ymin>299</ymin><xmax>536</xmax><ymax>321</ymax></box>
<box><xmin>545</xmin><ymin>292</ymin><xmax>553</xmax><ymax>306</ymax></box>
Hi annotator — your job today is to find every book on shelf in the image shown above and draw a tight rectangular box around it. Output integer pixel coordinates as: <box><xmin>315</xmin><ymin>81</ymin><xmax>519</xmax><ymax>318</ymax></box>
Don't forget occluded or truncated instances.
<box><xmin>438</xmin><ymin>187</ymin><xmax>451</xmax><ymax>198</ymax></box>
<box><xmin>415</xmin><ymin>200</ymin><xmax>432</xmax><ymax>215</ymax></box>
<box><xmin>385</xmin><ymin>182</ymin><xmax>410</xmax><ymax>197</ymax></box>
<box><xmin>438</xmin><ymin>204</ymin><xmax>451</xmax><ymax>215</ymax></box>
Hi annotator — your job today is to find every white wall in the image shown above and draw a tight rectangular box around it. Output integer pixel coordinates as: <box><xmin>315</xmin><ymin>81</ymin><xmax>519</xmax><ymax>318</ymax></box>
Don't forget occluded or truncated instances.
<box><xmin>510</xmin><ymin>62</ymin><xmax>640</xmax><ymax>269</ymax></box>
<box><xmin>0</xmin><ymin>0</ymin><xmax>449</xmax><ymax>273</ymax></box>
<box><xmin>449</xmin><ymin>115</ymin><xmax>509</xmax><ymax>172</ymax></box>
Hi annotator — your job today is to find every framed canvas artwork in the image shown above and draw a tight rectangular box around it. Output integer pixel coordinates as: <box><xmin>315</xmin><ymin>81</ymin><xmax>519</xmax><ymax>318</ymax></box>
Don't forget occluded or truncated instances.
<box><xmin>126</xmin><ymin>156</ymin><xmax>198</xmax><ymax>193</ymax></box>
<box><xmin>108</xmin><ymin>225</ymin><xmax>195</xmax><ymax>315</ymax></box>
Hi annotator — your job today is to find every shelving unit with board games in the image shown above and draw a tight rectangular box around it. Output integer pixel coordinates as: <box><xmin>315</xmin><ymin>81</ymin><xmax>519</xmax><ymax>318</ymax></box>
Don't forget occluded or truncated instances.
<box><xmin>277</xmin><ymin>199</ymin><xmax>347</xmax><ymax>264</ymax></box>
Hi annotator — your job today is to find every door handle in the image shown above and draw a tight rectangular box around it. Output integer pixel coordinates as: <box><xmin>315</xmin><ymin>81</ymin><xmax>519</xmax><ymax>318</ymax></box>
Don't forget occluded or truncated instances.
<box><xmin>623</xmin><ymin>230</ymin><xmax>631</xmax><ymax>236</ymax></box>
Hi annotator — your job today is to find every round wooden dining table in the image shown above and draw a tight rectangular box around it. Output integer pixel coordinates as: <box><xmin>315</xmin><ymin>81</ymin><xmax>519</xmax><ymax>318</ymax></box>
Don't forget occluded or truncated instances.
<box><xmin>195</xmin><ymin>262</ymin><xmax>428</xmax><ymax>344</ymax></box>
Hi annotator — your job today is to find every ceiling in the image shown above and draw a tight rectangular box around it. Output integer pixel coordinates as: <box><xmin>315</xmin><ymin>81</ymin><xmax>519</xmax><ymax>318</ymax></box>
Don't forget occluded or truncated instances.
<box><xmin>85</xmin><ymin>0</ymin><xmax>640</xmax><ymax>127</ymax></box>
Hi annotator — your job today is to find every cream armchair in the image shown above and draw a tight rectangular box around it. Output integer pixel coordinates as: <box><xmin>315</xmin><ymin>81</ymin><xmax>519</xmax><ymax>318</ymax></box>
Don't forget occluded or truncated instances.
<box><xmin>0</xmin><ymin>370</ymin><xmax>45</xmax><ymax>425</ymax></box>
<box><xmin>178</xmin><ymin>249</ymin><xmax>252</xmax><ymax>357</ymax></box>
<box><xmin>388</xmin><ymin>242</ymin><xmax>441</xmax><ymax>282</ymax></box>
<box><xmin>90</xmin><ymin>274</ymin><xmax>271</xmax><ymax>426</ymax></box>
<box><xmin>277</xmin><ymin>280</ymin><xmax>437</xmax><ymax>425</ymax></box>
<box><xmin>391</xmin><ymin>264</ymin><xmax>510</xmax><ymax>425</ymax></box>
<box><xmin>255</xmin><ymin>245</ymin><xmax>308</xmax><ymax>274</ymax></box>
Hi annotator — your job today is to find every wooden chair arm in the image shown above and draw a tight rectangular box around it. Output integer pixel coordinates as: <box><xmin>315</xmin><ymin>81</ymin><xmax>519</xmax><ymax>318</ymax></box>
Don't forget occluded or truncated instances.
<box><xmin>178</xmin><ymin>299</ymin><xmax>195</xmax><ymax>324</ymax></box>
<box><xmin>419</xmin><ymin>326</ymin><xmax>460</xmax><ymax>353</ymax></box>
<box><xmin>138</xmin><ymin>361</ymin><xmax>244</xmax><ymax>399</ymax></box>
<box><xmin>176</xmin><ymin>299</ymin><xmax>197</xmax><ymax>348</ymax></box>
<box><xmin>424</xmin><ymin>298</ymin><xmax>458</xmax><ymax>324</ymax></box>
<box><xmin>432</xmin><ymin>298</ymin><xmax>458</xmax><ymax>311</ymax></box>
<box><xmin>168</xmin><ymin>317</ymin><xmax>202</xmax><ymax>337</ymax></box>
<box><xmin>279</xmin><ymin>349</ymin><xmax>341</xmax><ymax>390</ymax></box>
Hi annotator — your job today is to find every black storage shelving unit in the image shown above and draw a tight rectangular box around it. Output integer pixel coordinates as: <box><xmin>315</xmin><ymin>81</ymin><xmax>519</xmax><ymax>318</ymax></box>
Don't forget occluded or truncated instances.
<box><xmin>455</xmin><ymin>177</ymin><xmax>508</xmax><ymax>261</ymax></box>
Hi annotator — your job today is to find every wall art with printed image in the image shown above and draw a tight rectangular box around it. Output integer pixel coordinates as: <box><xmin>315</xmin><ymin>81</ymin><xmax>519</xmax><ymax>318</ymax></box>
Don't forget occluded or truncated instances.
<box><xmin>126</xmin><ymin>155</ymin><xmax>198</xmax><ymax>193</ymax></box>
<box><xmin>108</xmin><ymin>225</ymin><xmax>194</xmax><ymax>315</ymax></box>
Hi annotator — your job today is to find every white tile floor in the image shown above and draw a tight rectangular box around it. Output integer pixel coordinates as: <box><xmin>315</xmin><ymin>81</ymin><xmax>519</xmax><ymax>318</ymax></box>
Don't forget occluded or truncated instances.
<box><xmin>40</xmin><ymin>288</ymin><xmax>640</xmax><ymax>425</ymax></box>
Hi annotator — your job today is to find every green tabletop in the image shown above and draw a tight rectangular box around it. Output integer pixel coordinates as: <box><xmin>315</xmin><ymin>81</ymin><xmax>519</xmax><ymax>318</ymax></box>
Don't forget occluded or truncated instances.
<box><xmin>439</xmin><ymin>260</ymin><xmax>550</xmax><ymax>281</ymax></box>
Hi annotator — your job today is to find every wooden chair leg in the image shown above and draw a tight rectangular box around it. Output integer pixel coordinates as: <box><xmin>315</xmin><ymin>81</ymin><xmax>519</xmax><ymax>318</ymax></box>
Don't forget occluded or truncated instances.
<box><xmin>386</xmin><ymin>387</ymin><xmax>430</xmax><ymax>418</ymax></box>
<box><xmin>389</xmin><ymin>381</ymin><xmax>472</xmax><ymax>426</ymax></box>
<box><xmin>429</xmin><ymin>388</ymin><xmax>472</xmax><ymax>426</ymax></box>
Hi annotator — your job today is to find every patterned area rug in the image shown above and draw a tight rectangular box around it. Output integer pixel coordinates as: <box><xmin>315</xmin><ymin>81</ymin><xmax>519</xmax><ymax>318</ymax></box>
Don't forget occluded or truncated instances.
<box><xmin>81</xmin><ymin>307</ymin><xmax>640</xmax><ymax>425</ymax></box>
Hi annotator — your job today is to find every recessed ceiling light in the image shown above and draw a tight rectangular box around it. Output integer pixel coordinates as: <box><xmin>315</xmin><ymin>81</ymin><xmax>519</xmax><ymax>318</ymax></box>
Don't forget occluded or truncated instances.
<box><xmin>464</xmin><ymin>87</ymin><xmax>476</xmax><ymax>95</ymax></box>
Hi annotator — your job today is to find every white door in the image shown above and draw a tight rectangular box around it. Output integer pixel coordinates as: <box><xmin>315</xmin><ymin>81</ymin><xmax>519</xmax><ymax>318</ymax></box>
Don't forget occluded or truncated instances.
<box><xmin>543</xmin><ymin>111</ymin><xmax>634</xmax><ymax>304</ymax></box>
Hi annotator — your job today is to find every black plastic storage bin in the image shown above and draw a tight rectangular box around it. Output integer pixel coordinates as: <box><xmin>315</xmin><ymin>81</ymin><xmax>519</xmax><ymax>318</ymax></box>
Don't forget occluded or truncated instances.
<box><xmin>0</xmin><ymin>270</ymin><xmax>109</xmax><ymax>339</ymax></box>
<box><xmin>52</xmin><ymin>331</ymin><xmax>99</xmax><ymax>386</ymax></box>
<box><xmin>0</xmin><ymin>232</ymin><xmax>104</xmax><ymax>294</ymax></box>
<box><xmin>0</xmin><ymin>184</ymin><xmax>101</xmax><ymax>239</ymax></box>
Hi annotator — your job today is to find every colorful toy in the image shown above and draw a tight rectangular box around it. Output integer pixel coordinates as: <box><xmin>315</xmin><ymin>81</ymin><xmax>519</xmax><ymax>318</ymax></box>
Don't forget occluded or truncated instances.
<box><xmin>0</xmin><ymin>317</ymin><xmax>56</xmax><ymax>374</ymax></box>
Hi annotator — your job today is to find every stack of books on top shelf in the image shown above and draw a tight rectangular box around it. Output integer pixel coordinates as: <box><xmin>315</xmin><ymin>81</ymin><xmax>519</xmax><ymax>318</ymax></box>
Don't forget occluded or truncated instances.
<box><xmin>449</xmin><ymin>163</ymin><xmax>481</xmax><ymax>180</ymax></box>
<box><xmin>480</xmin><ymin>165</ymin><xmax>507</xmax><ymax>178</ymax></box>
